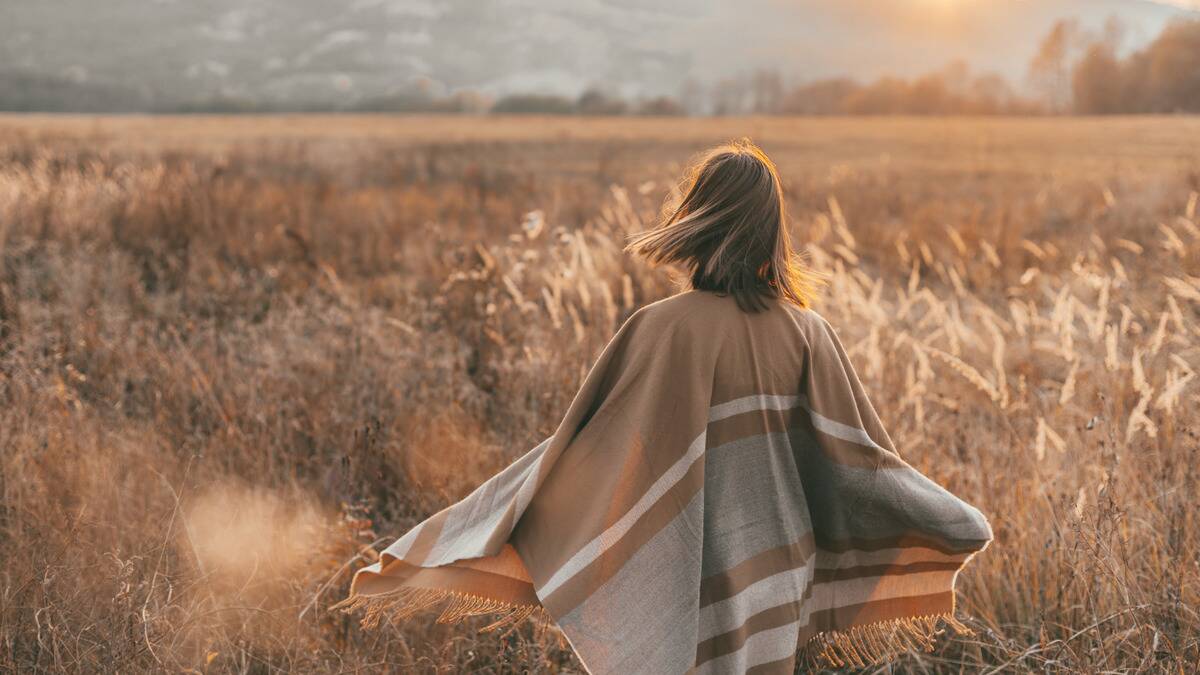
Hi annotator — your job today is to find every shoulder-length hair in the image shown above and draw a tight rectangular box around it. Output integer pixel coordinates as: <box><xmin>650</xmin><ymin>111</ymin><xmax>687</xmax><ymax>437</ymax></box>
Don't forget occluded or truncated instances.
<box><xmin>626</xmin><ymin>138</ymin><xmax>817</xmax><ymax>312</ymax></box>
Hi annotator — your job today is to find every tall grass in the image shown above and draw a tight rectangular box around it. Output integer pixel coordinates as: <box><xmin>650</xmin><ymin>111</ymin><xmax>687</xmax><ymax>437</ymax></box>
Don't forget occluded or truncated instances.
<box><xmin>0</xmin><ymin>117</ymin><xmax>1197</xmax><ymax>673</ymax></box>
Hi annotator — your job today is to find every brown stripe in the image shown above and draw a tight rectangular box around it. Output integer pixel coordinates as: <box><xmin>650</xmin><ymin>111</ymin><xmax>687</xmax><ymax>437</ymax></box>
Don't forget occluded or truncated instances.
<box><xmin>695</xmin><ymin>600</ymin><xmax>800</xmax><ymax>665</ymax></box>
<box><xmin>745</xmin><ymin>655</ymin><xmax>800</xmax><ymax>675</ymax></box>
<box><xmin>802</xmin><ymin>317</ymin><xmax>900</xmax><ymax>457</ymax></box>
<box><xmin>814</xmin><ymin>532</ymin><xmax>987</xmax><ymax>556</ymax></box>
<box><xmin>812</xmin><ymin>560</ymin><xmax>964</xmax><ymax>584</ymax></box>
<box><xmin>538</xmin><ymin>451</ymin><xmax>707</xmax><ymax>617</ymax></box>
<box><xmin>699</xmin><ymin>535</ymin><xmax>815</xmax><ymax>608</ymax></box>
<box><xmin>695</xmin><ymin>589</ymin><xmax>956</xmax><ymax>668</ymax></box>
<box><xmin>454</xmin><ymin>544</ymin><xmax>532</xmax><ymax>581</ymax></box>
<box><xmin>706</xmin><ymin>405</ymin><xmax>802</xmax><ymax>450</ymax></box>
<box><xmin>798</xmin><ymin>590</ymin><xmax>955</xmax><ymax>642</ymax></box>
<box><xmin>697</xmin><ymin>561</ymin><xmax>962</xmax><ymax>667</ymax></box>
<box><xmin>700</xmin><ymin>536</ymin><xmax>974</xmax><ymax>609</ymax></box>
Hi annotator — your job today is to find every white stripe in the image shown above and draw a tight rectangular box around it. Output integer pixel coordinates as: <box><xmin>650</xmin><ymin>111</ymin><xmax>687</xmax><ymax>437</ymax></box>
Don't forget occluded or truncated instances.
<box><xmin>807</xmin><ymin>407</ymin><xmax>886</xmax><ymax>451</ymax></box>
<box><xmin>708</xmin><ymin>394</ymin><xmax>803</xmax><ymax>423</ymax></box>
<box><xmin>708</xmin><ymin>393</ymin><xmax>885</xmax><ymax>452</ymax></box>
<box><xmin>698</xmin><ymin>546</ymin><xmax>964</xmax><ymax>643</ymax></box>
<box><xmin>538</xmin><ymin>429</ymin><xmax>708</xmax><ymax>597</ymax></box>
<box><xmin>698</xmin><ymin>555</ymin><xmax>815</xmax><ymax>641</ymax></box>
<box><xmin>696</xmin><ymin>569</ymin><xmax>958</xmax><ymax>671</ymax></box>
<box><xmin>425</xmin><ymin>438</ymin><xmax>550</xmax><ymax>563</ymax></box>
<box><xmin>804</xmin><ymin>569</ymin><xmax>956</xmax><ymax>619</ymax></box>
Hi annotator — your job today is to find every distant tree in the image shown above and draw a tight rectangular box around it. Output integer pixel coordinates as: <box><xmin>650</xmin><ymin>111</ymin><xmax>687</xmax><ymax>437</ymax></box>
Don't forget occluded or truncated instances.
<box><xmin>1072</xmin><ymin>43</ymin><xmax>1124</xmax><ymax>114</ymax></box>
<box><xmin>1141</xmin><ymin>19</ymin><xmax>1200</xmax><ymax>112</ymax></box>
<box><xmin>777</xmin><ymin>78</ymin><xmax>859</xmax><ymax>115</ymax></box>
<box><xmin>353</xmin><ymin>91</ymin><xmax>434</xmax><ymax>113</ymax></box>
<box><xmin>907</xmin><ymin>73</ymin><xmax>954</xmax><ymax>114</ymax></box>
<box><xmin>490</xmin><ymin>94</ymin><xmax>575</xmax><ymax>114</ymax></box>
<box><xmin>678</xmin><ymin>78</ymin><xmax>706</xmax><ymax>115</ymax></box>
<box><xmin>0</xmin><ymin>69</ymin><xmax>149</xmax><ymax>112</ymax></box>
<box><xmin>967</xmin><ymin>73</ymin><xmax>1022</xmax><ymax>114</ymax></box>
<box><xmin>1100</xmin><ymin>16</ymin><xmax>1127</xmax><ymax>54</ymax></box>
<box><xmin>575</xmin><ymin>88</ymin><xmax>628</xmax><ymax>115</ymax></box>
<box><xmin>446</xmin><ymin>90</ymin><xmax>492</xmax><ymax>114</ymax></box>
<box><xmin>711</xmin><ymin>77</ymin><xmax>750</xmax><ymax>115</ymax></box>
<box><xmin>750</xmin><ymin>69</ymin><xmax>784</xmax><ymax>113</ymax></box>
<box><xmin>940</xmin><ymin>61</ymin><xmax>972</xmax><ymax>95</ymax></box>
<box><xmin>635</xmin><ymin>96</ymin><xmax>685</xmax><ymax>116</ymax></box>
<box><xmin>352</xmin><ymin>87</ymin><xmax>490</xmax><ymax>114</ymax></box>
<box><xmin>775</xmin><ymin>66</ymin><xmax>1040</xmax><ymax>117</ymax></box>
<box><xmin>844</xmin><ymin>77</ymin><xmax>910</xmax><ymax>114</ymax></box>
<box><xmin>1064</xmin><ymin>16</ymin><xmax>1200</xmax><ymax>114</ymax></box>
<box><xmin>1029</xmin><ymin>19</ymin><xmax>1082</xmax><ymax>112</ymax></box>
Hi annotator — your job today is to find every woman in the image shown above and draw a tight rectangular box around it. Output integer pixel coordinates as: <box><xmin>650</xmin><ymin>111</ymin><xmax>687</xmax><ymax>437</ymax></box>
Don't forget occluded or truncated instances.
<box><xmin>338</xmin><ymin>139</ymin><xmax>992</xmax><ymax>673</ymax></box>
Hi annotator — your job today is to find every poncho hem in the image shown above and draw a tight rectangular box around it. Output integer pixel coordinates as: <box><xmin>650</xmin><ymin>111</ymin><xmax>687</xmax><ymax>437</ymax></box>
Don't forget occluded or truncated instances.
<box><xmin>334</xmin><ymin>589</ymin><xmax>974</xmax><ymax>670</ymax></box>
<box><xmin>332</xmin><ymin>586</ymin><xmax>550</xmax><ymax>635</ymax></box>
<box><xmin>797</xmin><ymin>612</ymin><xmax>974</xmax><ymax>669</ymax></box>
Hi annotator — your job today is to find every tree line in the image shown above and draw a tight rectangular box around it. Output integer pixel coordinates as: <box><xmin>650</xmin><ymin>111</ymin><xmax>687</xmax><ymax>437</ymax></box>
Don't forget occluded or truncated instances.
<box><xmin>488</xmin><ymin>16</ymin><xmax>1200</xmax><ymax>116</ymax></box>
<box><xmin>1035</xmin><ymin>17</ymin><xmax>1200</xmax><ymax>114</ymax></box>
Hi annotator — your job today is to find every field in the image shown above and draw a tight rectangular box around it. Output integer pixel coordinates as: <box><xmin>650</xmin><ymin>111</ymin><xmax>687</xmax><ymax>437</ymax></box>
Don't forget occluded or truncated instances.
<box><xmin>0</xmin><ymin>114</ymin><xmax>1198</xmax><ymax>673</ymax></box>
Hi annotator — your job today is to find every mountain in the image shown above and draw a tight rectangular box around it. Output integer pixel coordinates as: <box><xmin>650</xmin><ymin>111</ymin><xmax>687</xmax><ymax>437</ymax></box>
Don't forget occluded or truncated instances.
<box><xmin>1</xmin><ymin>0</ymin><xmax>1197</xmax><ymax>111</ymax></box>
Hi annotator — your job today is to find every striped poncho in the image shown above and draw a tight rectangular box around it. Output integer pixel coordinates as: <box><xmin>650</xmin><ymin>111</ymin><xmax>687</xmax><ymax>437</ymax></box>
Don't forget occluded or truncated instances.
<box><xmin>339</xmin><ymin>290</ymin><xmax>993</xmax><ymax>673</ymax></box>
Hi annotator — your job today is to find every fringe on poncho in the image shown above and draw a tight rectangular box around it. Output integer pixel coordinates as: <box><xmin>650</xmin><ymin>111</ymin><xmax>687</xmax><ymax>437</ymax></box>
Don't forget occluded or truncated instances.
<box><xmin>337</xmin><ymin>290</ymin><xmax>993</xmax><ymax>673</ymax></box>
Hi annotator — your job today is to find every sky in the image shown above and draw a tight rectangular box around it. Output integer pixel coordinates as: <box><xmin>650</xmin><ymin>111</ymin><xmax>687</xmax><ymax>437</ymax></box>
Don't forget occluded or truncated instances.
<box><xmin>0</xmin><ymin>0</ymin><xmax>1197</xmax><ymax>107</ymax></box>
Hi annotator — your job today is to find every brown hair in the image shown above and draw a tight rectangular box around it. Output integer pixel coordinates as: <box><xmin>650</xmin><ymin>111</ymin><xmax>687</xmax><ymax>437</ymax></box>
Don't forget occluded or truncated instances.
<box><xmin>626</xmin><ymin>138</ymin><xmax>817</xmax><ymax>312</ymax></box>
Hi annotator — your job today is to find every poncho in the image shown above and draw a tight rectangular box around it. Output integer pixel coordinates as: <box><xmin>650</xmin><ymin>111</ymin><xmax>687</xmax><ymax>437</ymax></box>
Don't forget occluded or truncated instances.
<box><xmin>339</xmin><ymin>290</ymin><xmax>993</xmax><ymax>673</ymax></box>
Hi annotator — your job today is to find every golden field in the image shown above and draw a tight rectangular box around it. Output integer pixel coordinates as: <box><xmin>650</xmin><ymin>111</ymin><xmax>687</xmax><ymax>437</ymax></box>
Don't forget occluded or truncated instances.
<box><xmin>0</xmin><ymin>115</ymin><xmax>1197</xmax><ymax>673</ymax></box>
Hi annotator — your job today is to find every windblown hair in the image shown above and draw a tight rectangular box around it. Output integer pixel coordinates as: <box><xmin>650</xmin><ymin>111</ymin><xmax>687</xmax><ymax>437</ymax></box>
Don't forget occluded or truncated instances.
<box><xmin>626</xmin><ymin>138</ymin><xmax>817</xmax><ymax>312</ymax></box>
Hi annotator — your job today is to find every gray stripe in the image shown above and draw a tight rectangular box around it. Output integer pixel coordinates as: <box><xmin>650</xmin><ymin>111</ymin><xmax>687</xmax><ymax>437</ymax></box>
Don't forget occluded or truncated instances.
<box><xmin>557</xmin><ymin>490</ymin><xmax>705</xmax><ymax>675</ymax></box>
<box><xmin>702</xmin><ymin>431</ymin><xmax>811</xmax><ymax>581</ymax></box>
<box><xmin>790</xmin><ymin>426</ymin><xmax>991</xmax><ymax>544</ymax></box>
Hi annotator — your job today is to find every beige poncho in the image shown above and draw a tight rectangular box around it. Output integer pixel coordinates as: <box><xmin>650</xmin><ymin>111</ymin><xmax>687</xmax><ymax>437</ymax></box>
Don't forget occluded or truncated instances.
<box><xmin>340</xmin><ymin>290</ymin><xmax>993</xmax><ymax>673</ymax></box>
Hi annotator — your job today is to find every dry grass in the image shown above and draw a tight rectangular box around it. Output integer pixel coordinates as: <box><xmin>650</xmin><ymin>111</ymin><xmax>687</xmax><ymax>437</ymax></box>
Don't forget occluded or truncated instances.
<box><xmin>0</xmin><ymin>115</ymin><xmax>1197</xmax><ymax>673</ymax></box>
